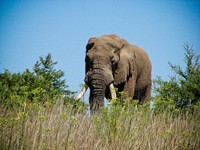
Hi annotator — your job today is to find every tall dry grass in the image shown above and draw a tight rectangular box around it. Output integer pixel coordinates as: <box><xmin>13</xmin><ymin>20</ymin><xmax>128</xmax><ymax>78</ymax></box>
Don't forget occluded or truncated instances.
<box><xmin>0</xmin><ymin>100</ymin><xmax>199</xmax><ymax>150</ymax></box>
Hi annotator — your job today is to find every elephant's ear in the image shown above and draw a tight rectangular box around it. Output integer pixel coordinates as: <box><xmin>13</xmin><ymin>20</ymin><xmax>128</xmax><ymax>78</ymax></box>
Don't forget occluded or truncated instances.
<box><xmin>114</xmin><ymin>46</ymin><xmax>136</xmax><ymax>85</ymax></box>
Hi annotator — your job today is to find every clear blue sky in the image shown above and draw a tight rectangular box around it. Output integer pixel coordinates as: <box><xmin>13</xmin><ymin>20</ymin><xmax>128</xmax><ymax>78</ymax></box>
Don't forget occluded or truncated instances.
<box><xmin>0</xmin><ymin>0</ymin><xmax>200</xmax><ymax>94</ymax></box>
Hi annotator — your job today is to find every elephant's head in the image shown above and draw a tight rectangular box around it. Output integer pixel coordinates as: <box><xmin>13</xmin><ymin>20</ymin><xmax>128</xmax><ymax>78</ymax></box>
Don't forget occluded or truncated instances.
<box><xmin>77</xmin><ymin>34</ymin><xmax>136</xmax><ymax>113</ymax></box>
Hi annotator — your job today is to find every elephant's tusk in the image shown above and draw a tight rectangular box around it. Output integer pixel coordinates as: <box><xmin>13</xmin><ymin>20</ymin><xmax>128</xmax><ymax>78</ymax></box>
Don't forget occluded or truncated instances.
<box><xmin>109</xmin><ymin>83</ymin><xmax>116</xmax><ymax>100</ymax></box>
<box><xmin>75</xmin><ymin>85</ymin><xmax>88</xmax><ymax>100</ymax></box>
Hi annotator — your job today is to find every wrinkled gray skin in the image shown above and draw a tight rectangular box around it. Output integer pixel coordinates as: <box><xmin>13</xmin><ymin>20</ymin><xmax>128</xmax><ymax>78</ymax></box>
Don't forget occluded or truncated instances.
<box><xmin>84</xmin><ymin>34</ymin><xmax>152</xmax><ymax>114</ymax></box>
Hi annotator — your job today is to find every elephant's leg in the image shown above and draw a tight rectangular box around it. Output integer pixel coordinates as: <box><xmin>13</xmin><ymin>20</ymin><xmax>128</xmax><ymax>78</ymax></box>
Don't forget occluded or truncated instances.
<box><xmin>123</xmin><ymin>76</ymin><xmax>136</xmax><ymax>99</ymax></box>
<box><xmin>138</xmin><ymin>84</ymin><xmax>151</xmax><ymax>104</ymax></box>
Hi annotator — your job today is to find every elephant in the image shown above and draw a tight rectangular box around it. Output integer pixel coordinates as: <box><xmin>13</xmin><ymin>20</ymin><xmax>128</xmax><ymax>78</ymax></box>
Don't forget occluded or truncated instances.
<box><xmin>76</xmin><ymin>34</ymin><xmax>152</xmax><ymax>114</ymax></box>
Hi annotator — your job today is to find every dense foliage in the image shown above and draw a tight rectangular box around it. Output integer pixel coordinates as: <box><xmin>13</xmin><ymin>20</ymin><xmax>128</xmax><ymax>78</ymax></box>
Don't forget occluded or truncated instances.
<box><xmin>0</xmin><ymin>53</ymin><xmax>74</xmax><ymax>110</ymax></box>
<box><xmin>153</xmin><ymin>44</ymin><xmax>200</xmax><ymax>114</ymax></box>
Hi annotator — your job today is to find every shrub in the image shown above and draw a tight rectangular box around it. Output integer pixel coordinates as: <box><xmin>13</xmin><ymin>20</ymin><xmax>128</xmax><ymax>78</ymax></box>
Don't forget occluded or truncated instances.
<box><xmin>153</xmin><ymin>44</ymin><xmax>200</xmax><ymax>114</ymax></box>
<box><xmin>0</xmin><ymin>53</ymin><xmax>75</xmax><ymax>111</ymax></box>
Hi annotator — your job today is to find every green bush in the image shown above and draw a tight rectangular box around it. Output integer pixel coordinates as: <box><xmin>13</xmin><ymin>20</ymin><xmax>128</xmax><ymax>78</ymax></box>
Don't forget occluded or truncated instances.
<box><xmin>153</xmin><ymin>44</ymin><xmax>200</xmax><ymax>114</ymax></box>
<box><xmin>0</xmin><ymin>53</ymin><xmax>76</xmax><ymax>111</ymax></box>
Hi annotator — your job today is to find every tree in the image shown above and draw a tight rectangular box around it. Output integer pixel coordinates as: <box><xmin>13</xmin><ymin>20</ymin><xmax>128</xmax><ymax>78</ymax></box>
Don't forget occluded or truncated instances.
<box><xmin>153</xmin><ymin>44</ymin><xmax>200</xmax><ymax>113</ymax></box>
<box><xmin>33</xmin><ymin>53</ymin><xmax>72</xmax><ymax>97</ymax></box>
<box><xmin>0</xmin><ymin>53</ymin><xmax>74</xmax><ymax>109</ymax></box>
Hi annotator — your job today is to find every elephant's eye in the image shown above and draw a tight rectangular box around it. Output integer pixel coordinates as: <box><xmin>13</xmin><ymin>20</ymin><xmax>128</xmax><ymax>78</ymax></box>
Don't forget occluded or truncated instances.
<box><xmin>86</xmin><ymin>42</ymin><xmax>95</xmax><ymax>53</ymax></box>
<box><xmin>111</xmin><ymin>56</ymin><xmax>116</xmax><ymax>65</ymax></box>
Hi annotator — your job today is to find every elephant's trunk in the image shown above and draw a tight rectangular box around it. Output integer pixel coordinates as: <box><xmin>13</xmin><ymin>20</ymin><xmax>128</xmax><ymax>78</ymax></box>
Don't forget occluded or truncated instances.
<box><xmin>84</xmin><ymin>59</ymin><xmax>117</xmax><ymax>113</ymax></box>
<box><xmin>88</xmin><ymin>68</ymin><xmax>107</xmax><ymax>113</ymax></box>
<box><xmin>89</xmin><ymin>86</ymin><xmax>105</xmax><ymax>114</ymax></box>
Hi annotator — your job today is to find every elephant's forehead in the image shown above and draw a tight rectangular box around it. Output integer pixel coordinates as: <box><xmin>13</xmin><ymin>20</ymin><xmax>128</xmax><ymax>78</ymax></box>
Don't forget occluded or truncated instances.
<box><xmin>96</xmin><ymin>36</ymin><xmax>114</xmax><ymax>44</ymax></box>
<box><xmin>92</xmin><ymin>49</ymin><xmax>111</xmax><ymax>58</ymax></box>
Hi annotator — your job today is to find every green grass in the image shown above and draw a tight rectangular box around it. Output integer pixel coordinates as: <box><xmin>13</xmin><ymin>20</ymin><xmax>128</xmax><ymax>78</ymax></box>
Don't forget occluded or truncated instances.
<box><xmin>0</xmin><ymin>99</ymin><xmax>200</xmax><ymax>150</ymax></box>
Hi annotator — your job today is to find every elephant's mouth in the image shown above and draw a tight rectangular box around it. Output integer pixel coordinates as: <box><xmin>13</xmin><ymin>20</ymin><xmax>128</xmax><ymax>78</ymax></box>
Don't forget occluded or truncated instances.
<box><xmin>75</xmin><ymin>82</ymin><xmax>116</xmax><ymax>101</ymax></box>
